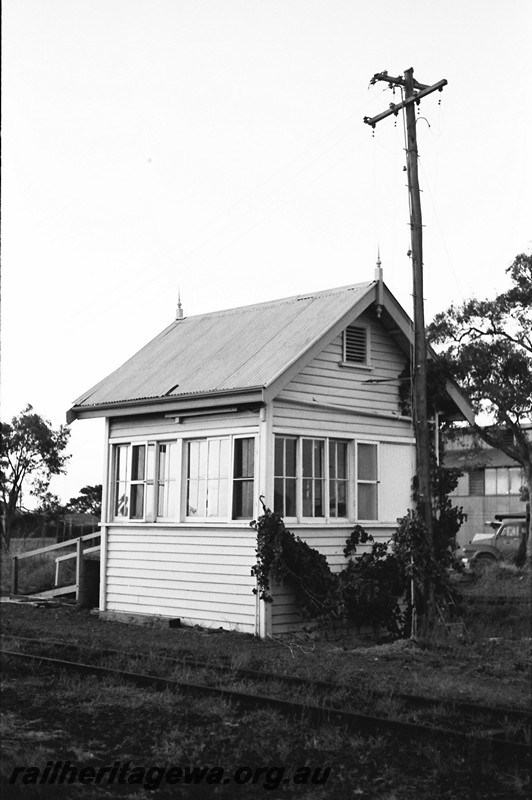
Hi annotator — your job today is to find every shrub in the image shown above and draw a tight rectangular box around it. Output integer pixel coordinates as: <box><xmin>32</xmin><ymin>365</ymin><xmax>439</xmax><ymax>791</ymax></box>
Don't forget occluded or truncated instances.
<box><xmin>251</xmin><ymin>505</ymin><xmax>405</xmax><ymax>634</ymax></box>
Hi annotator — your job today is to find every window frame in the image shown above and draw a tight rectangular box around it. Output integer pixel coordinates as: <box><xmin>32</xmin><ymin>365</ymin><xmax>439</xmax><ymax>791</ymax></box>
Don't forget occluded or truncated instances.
<box><xmin>184</xmin><ymin>434</ymin><xmax>256</xmax><ymax>523</ymax></box>
<box><xmin>232</xmin><ymin>436</ymin><xmax>256</xmax><ymax>520</ymax></box>
<box><xmin>355</xmin><ymin>440</ymin><xmax>379</xmax><ymax>522</ymax></box>
<box><xmin>485</xmin><ymin>466</ymin><xmax>523</xmax><ymax>496</ymax></box>
<box><xmin>110</xmin><ymin>440</ymin><xmax>179</xmax><ymax>523</ymax></box>
<box><xmin>274</xmin><ymin>435</ymin><xmax>351</xmax><ymax>523</ymax></box>
<box><xmin>301</xmin><ymin>437</ymin><xmax>326</xmax><ymax>519</ymax></box>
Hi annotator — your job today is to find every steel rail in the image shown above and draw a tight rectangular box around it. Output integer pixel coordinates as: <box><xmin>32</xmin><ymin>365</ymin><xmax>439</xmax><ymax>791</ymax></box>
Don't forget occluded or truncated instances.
<box><xmin>1</xmin><ymin>649</ymin><xmax>529</xmax><ymax>766</ymax></box>
<box><xmin>3</xmin><ymin>634</ymin><xmax>530</xmax><ymax>727</ymax></box>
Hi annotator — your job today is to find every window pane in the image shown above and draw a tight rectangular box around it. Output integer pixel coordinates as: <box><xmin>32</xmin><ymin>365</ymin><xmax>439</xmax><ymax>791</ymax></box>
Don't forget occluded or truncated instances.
<box><xmin>330</xmin><ymin>480</ymin><xmax>347</xmax><ymax>517</ymax></box>
<box><xmin>509</xmin><ymin>467</ymin><xmax>522</xmax><ymax>495</ymax></box>
<box><xmin>157</xmin><ymin>443</ymin><xmax>177</xmax><ymax>519</ymax></box>
<box><xmin>496</xmin><ymin>469</ymin><xmax>509</xmax><ymax>495</ymax></box>
<box><xmin>274</xmin><ymin>438</ymin><xmax>296</xmax><ymax>517</ymax></box>
<box><xmin>131</xmin><ymin>445</ymin><xmax>146</xmax><ymax>481</ymax></box>
<box><xmin>469</xmin><ymin>470</ymin><xmax>485</xmax><ymax>496</ymax></box>
<box><xmin>159</xmin><ymin>472</ymin><xmax>177</xmax><ymax>518</ymax></box>
<box><xmin>207</xmin><ymin>480</ymin><xmax>219</xmax><ymax>516</ymax></box>
<box><xmin>358</xmin><ymin>484</ymin><xmax>377</xmax><ymax>520</ymax></box>
<box><xmin>329</xmin><ymin>482</ymin><xmax>337</xmax><ymax>516</ymax></box>
<box><xmin>274</xmin><ymin>478</ymin><xmax>284</xmax><ymax>515</ymax></box>
<box><xmin>166</xmin><ymin>443</ymin><xmax>177</xmax><ymax>479</ymax></box>
<box><xmin>157</xmin><ymin>484</ymin><xmax>165</xmax><ymax>518</ymax></box>
<box><xmin>188</xmin><ymin>441</ymin><xmax>198</xmax><ymax>477</ymax></box>
<box><xmin>115</xmin><ymin>486</ymin><xmax>128</xmax><ymax>517</ymax></box>
<box><xmin>207</xmin><ymin>477</ymin><xmax>229</xmax><ymax>517</ymax></box>
<box><xmin>337</xmin><ymin>482</ymin><xmax>347</xmax><ymax>517</ymax></box>
<box><xmin>198</xmin><ymin>441</ymin><xmax>208</xmax><ymax>479</ymax></box>
<box><xmin>187</xmin><ymin>479</ymin><xmax>199</xmax><ymax>516</ymax></box>
<box><xmin>116</xmin><ymin>445</ymin><xmax>128</xmax><ymax>482</ymax></box>
<box><xmin>187</xmin><ymin>438</ymin><xmax>231</xmax><ymax>518</ymax></box>
<box><xmin>146</xmin><ymin>443</ymin><xmax>156</xmax><ymax>480</ymax></box>
<box><xmin>233</xmin><ymin>480</ymin><xmax>254</xmax><ymax>519</ymax></box>
<box><xmin>358</xmin><ymin>444</ymin><xmax>377</xmax><ymax>480</ymax></box>
<box><xmin>219</xmin><ymin>439</ymin><xmax>230</xmax><ymax>478</ymax></box>
<box><xmin>501</xmin><ymin>525</ymin><xmax>520</xmax><ymax>539</ymax></box>
<box><xmin>485</xmin><ymin>468</ymin><xmax>496</xmax><ymax>495</ymax></box>
<box><xmin>274</xmin><ymin>438</ymin><xmax>284</xmax><ymax>477</ymax></box>
<box><xmin>329</xmin><ymin>441</ymin><xmax>348</xmax><ymax>518</ymax></box>
<box><xmin>303</xmin><ymin>478</ymin><xmax>313</xmax><ymax>516</ymax></box>
<box><xmin>285</xmin><ymin>479</ymin><xmax>296</xmax><ymax>516</ymax></box>
<box><xmin>314</xmin><ymin>441</ymin><xmax>323</xmax><ymax>477</ymax></box>
<box><xmin>330</xmin><ymin>440</ymin><xmax>347</xmax><ymax>479</ymax></box>
<box><xmin>285</xmin><ymin>438</ymin><xmax>297</xmax><ymax>476</ymax></box>
<box><xmin>145</xmin><ymin>483</ymin><xmax>155</xmax><ymax>521</ymax></box>
<box><xmin>165</xmin><ymin>481</ymin><xmax>177</xmax><ymax>518</ymax></box>
<box><xmin>314</xmin><ymin>478</ymin><xmax>324</xmax><ymax>515</ymax></box>
<box><xmin>187</xmin><ymin>441</ymin><xmax>211</xmax><ymax>517</ymax></box>
<box><xmin>130</xmin><ymin>484</ymin><xmax>144</xmax><ymax>519</ymax></box>
<box><xmin>338</xmin><ymin>442</ymin><xmax>347</xmax><ymax>478</ymax></box>
<box><xmin>208</xmin><ymin>439</ymin><xmax>220</xmax><ymax>478</ymax></box>
<box><xmin>158</xmin><ymin>444</ymin><xmax>167</xmax><ymax>478</ymax></box>
<box><xmin>233</xmin><ymin>439</ymin><xmax>254</xmax><ymax>519</ymax></box>
<box><xmin>219</xmin><ymin>478</ymin><xmax>230</xmax><ymax>516</ymax></box>
<box><xmin>114</xmin><ymin>445</ymin><xmax>129</xmax><ymax>518</ymax></box>
<box><xmin>303</xmin><ymin>439</ymin><xmax>313</xmax><ymax>477</ymax></box>
<box><xmin>234</xmin><ymin>438</ymin><xmax>254</xmax><ymax>478</ymax></box>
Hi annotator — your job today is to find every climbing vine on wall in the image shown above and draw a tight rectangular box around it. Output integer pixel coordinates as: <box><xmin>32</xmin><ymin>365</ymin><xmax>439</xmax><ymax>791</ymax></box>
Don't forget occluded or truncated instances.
<box><xmin>250</xmin><ymin>501</ymin><xmax>405</xmax><ymax>634</ymax></box>
<box><xmin>250</xmin><ymin>500</ymin><xmax>338</xmax><ymax>621</ymax></box>
<box><xmin>251</xmin><ymin>457</ymin><xmax>466</xmax><ymax>638</ymax></box>
<box><xmin>340</xmin><ymin>526</ymin><xmax>405</xmax><ymax>635</ymax></box>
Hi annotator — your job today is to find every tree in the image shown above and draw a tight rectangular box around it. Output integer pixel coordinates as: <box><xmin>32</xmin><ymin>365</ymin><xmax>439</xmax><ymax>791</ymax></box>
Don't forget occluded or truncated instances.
<box><xmin>0</xmin><ymin>405</ymin><xmax>70</xmax><ymax>550</ymax></box>
<box><xmin>65</xmin><ymin>485</ymin><xmax>102</xmax><ymax>517</ymax></box>
<box><xmin>428</xmin><ymin>253</ymin><xmax>532</xmax><ymax>559</ymax></box>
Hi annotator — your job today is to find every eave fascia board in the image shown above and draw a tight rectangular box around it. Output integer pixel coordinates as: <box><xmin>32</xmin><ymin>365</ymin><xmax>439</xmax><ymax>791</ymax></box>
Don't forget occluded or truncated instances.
<box><xmin>67</xmin><ymin>388</ymin><xmax>265</xmax><ymax>423</ymax></box>
<box><xmin>379</xmin><ymin>285</ymin><xmax>414</xmax><ymax>349</ymax></box>
<box><xmin>381</xmin><ymin>286</ymin><xmax>474</xmax><ymax>424</ymax></box>
<box><xmin>263</xmin><ymin>284</ymin><xmax>378</xmax><ymax>403</ymax></box>
<box><xmin>443</xmin><ymin>380</ymin><xmax>475</xmax><ymax>424</ymax></box>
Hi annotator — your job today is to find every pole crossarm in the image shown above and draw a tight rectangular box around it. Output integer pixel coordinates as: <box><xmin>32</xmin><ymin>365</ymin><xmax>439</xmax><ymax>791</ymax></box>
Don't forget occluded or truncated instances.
<box><xmin>369</xmin><ymin>70</ymin><xmax>429</xmax><ymax>90</ymax></box>
<box><xmin>363</xmin><ymin>78</ymin><xmax>447</xmax><ymax>128</ymax></box>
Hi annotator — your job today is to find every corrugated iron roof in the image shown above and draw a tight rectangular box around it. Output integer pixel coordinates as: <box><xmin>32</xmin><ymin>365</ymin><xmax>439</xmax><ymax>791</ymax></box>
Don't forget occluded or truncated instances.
<box><xmin>71</xmin><ymin>282</ymin><xmax>374</xmax><ymax>410</ymax></box>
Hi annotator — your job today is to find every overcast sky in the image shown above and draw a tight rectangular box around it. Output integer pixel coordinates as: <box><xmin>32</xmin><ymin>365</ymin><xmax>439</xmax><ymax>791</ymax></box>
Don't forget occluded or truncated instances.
<box><xmin>2</xmin><ymin>0</ymin><xmax>531</xmax><ymax>505</ymax></box>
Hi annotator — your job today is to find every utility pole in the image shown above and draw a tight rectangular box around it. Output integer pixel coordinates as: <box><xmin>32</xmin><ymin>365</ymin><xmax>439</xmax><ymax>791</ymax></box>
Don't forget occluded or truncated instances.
<box><xmin>364</xmin><ymin>68</ymin><xmax>447</xmax><ymax>634</ymax></box>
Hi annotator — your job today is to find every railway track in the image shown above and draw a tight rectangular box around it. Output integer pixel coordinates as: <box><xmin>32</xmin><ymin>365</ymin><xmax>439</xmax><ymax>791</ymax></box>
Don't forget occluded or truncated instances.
<box><xmin>3</xmin><ymin>633</ymin><xmax>530</xmax><ymax>732</ymax></box>
<box><xmin>2</xmin><ymin>635</ymin><xmax>530</xmax><ymax>766</ymax></box>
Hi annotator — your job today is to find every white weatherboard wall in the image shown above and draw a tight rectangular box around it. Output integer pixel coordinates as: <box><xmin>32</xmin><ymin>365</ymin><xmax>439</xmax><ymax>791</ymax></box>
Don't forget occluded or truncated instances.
<box><xmin>102</xmin><ymin>410</ymin><xmax>261</xmax><ymax>632</ymax></box>
<box><xmin>277</xmin><ymin>311</ymin><xmax>408</xmax><ymax>417</ymax></box>
<box><xmin>104</xmin><ymin>526</ymin><xmax>257</xmax><ymax>633</ymax></box>
<box><xmin>268</xmin><ymin>311</ymin><xmax>415</xmax><ymax>634</ymax></box>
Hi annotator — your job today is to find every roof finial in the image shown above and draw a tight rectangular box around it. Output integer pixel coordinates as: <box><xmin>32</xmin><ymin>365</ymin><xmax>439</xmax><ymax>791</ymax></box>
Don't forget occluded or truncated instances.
<box><xmin>176</xmin><ymin>290</ymin><xmax>184</xmax><ymax>320</ymax></box>
<box><xmin>375</xmin><ymin>247</ymin><xmax>383</xmax><ymax>281</ymax></box>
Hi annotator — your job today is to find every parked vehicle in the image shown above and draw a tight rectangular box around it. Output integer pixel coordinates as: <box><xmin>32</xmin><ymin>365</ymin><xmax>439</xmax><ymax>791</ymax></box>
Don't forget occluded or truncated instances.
<box><xmin>460</xmin><ymin>517</ymin><xmax>527</xmax><ymax>571</ymax></box>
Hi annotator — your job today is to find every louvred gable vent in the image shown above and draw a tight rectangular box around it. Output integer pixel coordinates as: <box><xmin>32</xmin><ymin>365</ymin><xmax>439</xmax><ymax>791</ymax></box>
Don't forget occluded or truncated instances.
<box><xmin>345</xmin><ymin>325</ymin><xmax>367</xmax><ymax>363</ymax></box>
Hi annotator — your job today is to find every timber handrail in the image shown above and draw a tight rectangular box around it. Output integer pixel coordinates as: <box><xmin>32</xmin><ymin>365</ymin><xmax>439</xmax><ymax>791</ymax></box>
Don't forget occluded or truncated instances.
<box><xmin>11</xmin><ymin>531</ymin><xmax>101</xmax><ymax>599</ymax></box>
<box><xmin>11</xmin><ymin>530</ymin><xmax>101</xmax><ymax>560</ymax></box>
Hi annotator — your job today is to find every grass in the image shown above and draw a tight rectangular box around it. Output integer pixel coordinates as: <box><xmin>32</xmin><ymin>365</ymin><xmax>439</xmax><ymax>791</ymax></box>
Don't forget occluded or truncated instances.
<box><xmin>1</xmin><ymin>565</ymin><xmax>530</xmax><ymax>798</ymax></box>
<box><xmin>461</xmin><ymin>561</ymin><xmax>532</xmax><ymax>599</ymax></box>
<box><xmin>1</xmin><ymin>655</ymin><xmax>528</xmax><ymax>799</ymax></box>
